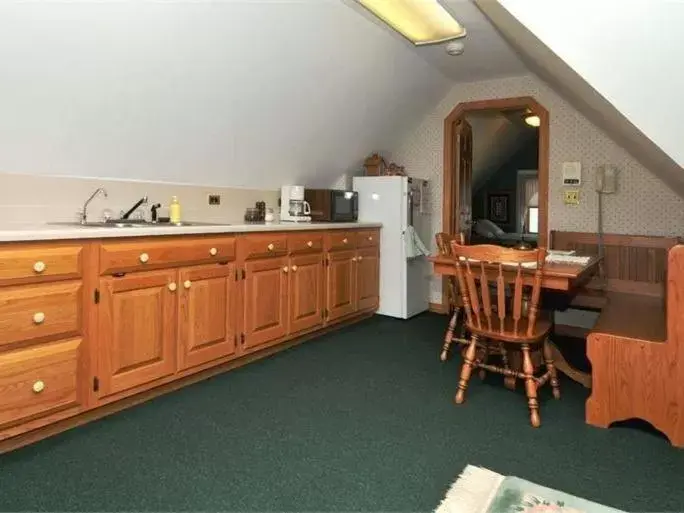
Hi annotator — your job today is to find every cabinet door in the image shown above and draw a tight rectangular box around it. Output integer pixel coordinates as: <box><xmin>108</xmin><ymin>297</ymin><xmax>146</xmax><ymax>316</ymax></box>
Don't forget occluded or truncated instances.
<box><xmin>178</xmin><ymin>264</ymin><xmax>236</xmax><ymax>371</ymax></box>
<box><xmin>356</xmin><ymin>248</ymin><xmax>380</xmax><ymax>311</ymax></box>
<box><xmin>242</xmin><ymin>257</ymin><xmax>289</xmax><ymax>350</ymax></box>
<box><xmin>98</xmin><ymin>270</ymin><xmax>177</xmax><ymax>399</ymax></box>
<box><xmin>327</xmin><ymin>250</ymin><xmax>357</xmax><ymax>322</ymax></box>
<box><xmin>289</xmin><ymin>253</ymin><xmax>324</xmax><ymax>334</ymax></box>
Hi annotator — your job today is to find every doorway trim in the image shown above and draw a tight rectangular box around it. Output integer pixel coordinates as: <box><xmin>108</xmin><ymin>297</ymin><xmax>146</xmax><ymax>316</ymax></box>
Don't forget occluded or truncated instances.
<box><xmin>441</xmin><ymin>96</ymin><xmax>549</xmax><ymax>308</ymax></box>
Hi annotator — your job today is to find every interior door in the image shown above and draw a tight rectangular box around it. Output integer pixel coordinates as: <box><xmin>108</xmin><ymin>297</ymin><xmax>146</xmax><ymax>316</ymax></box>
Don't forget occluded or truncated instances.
<box><xmin>453</xmin><ymin>119</ymin><xmax>473</xmax><ymax>241</ymax></box>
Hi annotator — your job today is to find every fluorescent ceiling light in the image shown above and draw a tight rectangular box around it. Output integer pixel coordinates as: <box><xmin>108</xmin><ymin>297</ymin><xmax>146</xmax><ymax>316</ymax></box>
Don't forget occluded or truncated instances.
<box><xmin>357</xmin><ymin>0</ymin><xmax>466</xmax><ymax>46</ymax></box>
<box><xmin>524</xmin><ymin>114</ymin><xmax>541</xmax><ymax>127</ymax></box>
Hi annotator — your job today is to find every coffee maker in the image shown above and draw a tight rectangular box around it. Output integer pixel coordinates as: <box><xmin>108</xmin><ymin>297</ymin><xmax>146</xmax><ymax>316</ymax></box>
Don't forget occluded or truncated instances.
<box><xmin>280</xmin><ymin>185</ymin><xmax>312</xmax><ymax>222</ymax></box>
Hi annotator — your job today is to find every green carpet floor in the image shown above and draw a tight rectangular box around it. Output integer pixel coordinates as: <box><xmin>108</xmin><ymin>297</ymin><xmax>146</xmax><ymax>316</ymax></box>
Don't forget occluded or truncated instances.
<box><xmin>2</xmin><ymin>313</ymin><xmax>684</xmax><ymax>511</ymax></box>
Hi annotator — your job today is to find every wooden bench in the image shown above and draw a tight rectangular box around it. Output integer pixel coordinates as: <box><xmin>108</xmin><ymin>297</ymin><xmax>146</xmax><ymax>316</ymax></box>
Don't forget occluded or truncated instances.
<box><xmin>586</xmin><ymin>245</ymin><xmax>683</xmax><ymax>447</ymax></box>
<box><xmin>549</xmin><ymin>231</ymin><xmax>679</xmax><ymax>334</ymax></box>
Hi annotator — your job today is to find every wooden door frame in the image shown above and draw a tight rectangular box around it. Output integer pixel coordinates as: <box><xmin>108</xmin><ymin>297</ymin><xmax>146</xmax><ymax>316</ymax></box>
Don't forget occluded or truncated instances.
<box><xmin>441</xmin><ymin>96</ymin><xmax>550</xmax><ymax>308</ymax></box>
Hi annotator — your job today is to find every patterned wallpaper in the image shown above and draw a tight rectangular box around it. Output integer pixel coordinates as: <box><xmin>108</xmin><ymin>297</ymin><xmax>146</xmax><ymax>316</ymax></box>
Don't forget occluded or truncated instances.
<box><xmin>388</xmin><ymin>74</ymin><xmax>684</xmax><ymax>303</ymax></box>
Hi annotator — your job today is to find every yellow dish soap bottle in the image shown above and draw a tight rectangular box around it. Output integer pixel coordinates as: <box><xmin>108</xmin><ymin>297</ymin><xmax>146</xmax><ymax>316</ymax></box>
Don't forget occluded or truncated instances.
<box><xmin>169</xmin><ymin>196</ymin><xmax>181</xmax><ymax>224</ymax></box>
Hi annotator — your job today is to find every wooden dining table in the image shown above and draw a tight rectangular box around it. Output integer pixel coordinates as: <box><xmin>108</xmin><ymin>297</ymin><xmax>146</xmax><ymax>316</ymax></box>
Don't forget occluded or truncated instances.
<box><xmin>430</xmin><ymin>254</ymin><xmax>602</xmax><ymax>388</ymax></box>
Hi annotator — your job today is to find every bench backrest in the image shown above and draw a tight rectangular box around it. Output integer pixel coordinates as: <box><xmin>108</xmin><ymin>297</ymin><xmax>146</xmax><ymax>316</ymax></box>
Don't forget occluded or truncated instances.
<box><xmin>550</xmin><ymin>231</ymin><xmax>680</xmax><ymax>297</ymax></box>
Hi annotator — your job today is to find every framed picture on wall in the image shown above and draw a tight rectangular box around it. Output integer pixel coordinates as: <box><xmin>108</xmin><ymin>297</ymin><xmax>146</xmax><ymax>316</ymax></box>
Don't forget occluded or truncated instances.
<box><xmin>487</xmin><ymin>192</ymin><xmax>512</xmax><ymax>225</ymax></box>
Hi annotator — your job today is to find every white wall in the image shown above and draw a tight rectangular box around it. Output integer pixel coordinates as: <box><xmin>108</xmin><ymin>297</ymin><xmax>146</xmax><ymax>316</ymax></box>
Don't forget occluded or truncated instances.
<box><xmin>0</xmin><ymin>1</ymin><xmax>450</xmax><ymax>189</ymax></box>
<box><xmin>497</xmin><ymin>0</ymin><xmax>684</xmax><ymax>168</ymax></box>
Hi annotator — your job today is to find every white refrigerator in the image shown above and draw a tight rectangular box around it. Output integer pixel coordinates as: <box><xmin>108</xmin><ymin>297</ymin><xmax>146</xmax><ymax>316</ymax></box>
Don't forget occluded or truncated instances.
<box><xmin>353</xmin><ymin>176</ymin><xmax>432</xmax><ymax>319</ymax></box>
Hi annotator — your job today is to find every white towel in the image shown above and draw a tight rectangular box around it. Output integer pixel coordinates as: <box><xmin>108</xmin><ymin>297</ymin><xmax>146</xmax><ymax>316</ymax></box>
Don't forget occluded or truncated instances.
<box><xmin>405</xmin><ymin>225</ymin><xmax>430</xmax><ymax>259</ymax></box>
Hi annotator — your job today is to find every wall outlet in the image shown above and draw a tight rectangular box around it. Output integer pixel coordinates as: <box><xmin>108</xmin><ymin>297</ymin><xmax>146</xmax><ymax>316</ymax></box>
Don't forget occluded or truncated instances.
<box><xmin>208</xmin><ymin>194</ymin><xmax>221</xmax><ymax>205</ymax></box>
<box><xmin>564</xmin><ymin>189</ymin><xmax>580</xmax><ymax>205</ymax></box>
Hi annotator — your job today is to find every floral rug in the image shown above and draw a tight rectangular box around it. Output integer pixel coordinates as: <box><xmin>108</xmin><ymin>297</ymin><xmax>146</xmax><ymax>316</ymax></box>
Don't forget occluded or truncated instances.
<box><xmin>435</xmin><ymin>465</ymin><xmax>625</xmax><ymax>513</ymax></box>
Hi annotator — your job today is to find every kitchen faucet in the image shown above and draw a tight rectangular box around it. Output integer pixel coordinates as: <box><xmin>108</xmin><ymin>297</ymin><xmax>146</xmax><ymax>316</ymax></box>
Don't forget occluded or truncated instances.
<box><xmin>121</xmin><ymin>195</ymin><xmax>149</xmax><ymax>220</ymax></box>
<box><xmin>81</xmin><ymin>187</ymin><xmax>108</xmax><ymax>224</ymax></box>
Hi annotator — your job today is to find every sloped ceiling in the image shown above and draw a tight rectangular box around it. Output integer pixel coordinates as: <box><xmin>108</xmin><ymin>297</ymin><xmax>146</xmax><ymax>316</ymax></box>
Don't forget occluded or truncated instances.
<box><xmin>466</xmin><ymin>110</ymin><xmax>534</xmax><ymax>191</ymax></box>
<box><xmin>0</xmin><ymin>1</ymin><xmax>458</xmax><ymax>189</ymax></box>
<box><xmin>476</xmin><ymin>0</ymin><xmax>684</xmax><ymax>198</ymax></box>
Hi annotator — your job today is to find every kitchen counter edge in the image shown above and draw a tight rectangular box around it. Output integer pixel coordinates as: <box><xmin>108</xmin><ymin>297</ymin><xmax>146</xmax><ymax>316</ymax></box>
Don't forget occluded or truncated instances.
<box><xmin>0</xmin><ymin>222</ymin><xmax>383</xmax><ymax>243</ymax></box>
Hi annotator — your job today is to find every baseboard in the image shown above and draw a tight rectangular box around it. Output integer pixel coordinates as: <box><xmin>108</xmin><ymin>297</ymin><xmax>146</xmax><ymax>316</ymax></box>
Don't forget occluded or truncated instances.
<box><xmin>429</xmin><ymin>302</ymin><xmax>449</xmax><ymax>314</ymax></box>
<box><xmin>0</xmin><ymin>311</ymin><xmax>373</xmax><ymax>455</ymax></box>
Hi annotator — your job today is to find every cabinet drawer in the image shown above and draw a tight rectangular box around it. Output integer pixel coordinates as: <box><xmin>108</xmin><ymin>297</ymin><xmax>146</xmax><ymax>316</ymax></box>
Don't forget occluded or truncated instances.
<box><xmin>100</xmin><ymin>236</ymin><xmax>236</xmax><ymax>274</ymax></box>
<box><xmin>0</xmin><ymin>338</ymin><xmax>81</xmax><ymax>431</ymax></box>
<box><xmin>0</xmin><ymin>282</ymin><xmax>82</xmax><ymax>349</ymax></box>
<box><xmin>327</xmin><ymin>231</ymin><xmax>357</xmax><ymax>251</ymax></box>
<box><xmin>357</xmin><ymin>230</ymin><xmax>379</xmax><ymax>248</ymax></box>
<box><xmin>288</xmin><ymin>232</ymin><xmax>324</xmax><ymax>254</ymax></box>
<box><xmin>240</xmin><ymin>233</ymin><xmax>288</xmax><ymax>259</ymax></box>
<box><xmin>0</xmin><ymin>244</ymin><xmax>82</xmax><ymax>285</ymax></box>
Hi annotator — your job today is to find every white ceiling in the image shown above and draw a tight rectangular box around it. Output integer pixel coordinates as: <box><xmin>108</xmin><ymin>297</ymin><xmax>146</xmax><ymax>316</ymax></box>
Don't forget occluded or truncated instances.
<box><xmin>343</xmin><ymin>0</ymin><xmax>528</xmax><ymax>82</ymax></box>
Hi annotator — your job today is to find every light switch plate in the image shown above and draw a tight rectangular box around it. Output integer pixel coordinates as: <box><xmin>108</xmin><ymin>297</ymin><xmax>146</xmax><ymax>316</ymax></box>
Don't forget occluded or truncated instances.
<box><xmin>208</xmin><ymin>194</ymin><xmax>221</xmax><ymax>205</ymax></box>
<box><xmin>564</xmin><ymin>189</ymin><xmax>580</xmax><ymax>205</ymax></box>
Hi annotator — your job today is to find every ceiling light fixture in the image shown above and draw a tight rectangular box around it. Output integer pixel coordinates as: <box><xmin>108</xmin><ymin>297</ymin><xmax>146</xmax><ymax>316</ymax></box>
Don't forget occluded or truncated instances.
<box><xmin>357</xmin><ymin>0</ymin><xmax>466</xmax><ymax>46</ymax></box>
<box><xmin>524</xmin><ymin>114</ymin><xmax>541</xmax><ymax>127</ymax></box>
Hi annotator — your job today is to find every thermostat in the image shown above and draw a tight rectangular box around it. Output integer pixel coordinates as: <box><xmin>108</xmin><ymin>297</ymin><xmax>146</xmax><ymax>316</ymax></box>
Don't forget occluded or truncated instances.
<box><xmin>562</xmin><ymin>161</ymin><xmax>582</xmax><ymax>186</ymax></box>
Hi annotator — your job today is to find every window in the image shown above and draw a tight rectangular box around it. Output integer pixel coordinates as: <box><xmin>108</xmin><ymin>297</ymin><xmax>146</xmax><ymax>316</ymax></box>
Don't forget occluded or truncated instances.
<box><xmin>528</xmin><ymin>207</ymin><xmax>539</xmax><ymax>234</ymax></box>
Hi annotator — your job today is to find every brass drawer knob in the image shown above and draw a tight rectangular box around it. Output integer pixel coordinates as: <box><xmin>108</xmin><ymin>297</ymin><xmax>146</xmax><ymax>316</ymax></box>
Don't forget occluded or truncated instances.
<box><xmin>307</xmin><ymin>241</ymin><xmax>313</xmax><ymax>247</ymax></box>
<box><xmin>33</xmin><ymin>261</ymin><xmax>46</xmax><ymax>273</ymax></box>
<box><xmin>184</xmin><ymin>280</ymin><xmax>192</xmax><ymax>289</ymax></box>
<box><xmin>32</xmin><ymin>380</ymin><xmax>45</xmax><ymax>393</ymax></box>
<box><xmin>139</xmin><ymin>252</ymin><xmax>150</xmax><ymax>263</ymax></box>
<box><xmin>33</xmin><ymin>312</ymin><xmax>46</xmax><ymax>325</ymax></box>
<box><xmin>267</xmin><ymin>243</ymin><xmax>275</xmax><ymax>251</ymax></box>
<box><xmin>358</xmin><ymin>256</ymin><xmax>364</xmax><ymax>261</ymax></box>
<box><xmin>282</xmin><ymin>266</ymin><xmax>289</xmax><ymax>273</ymax></box>
<box><xmin>342</xmin><ymin>238</ymin><xmax>348</xmax><ymax>244</ymax></box>
<box><xmin>368</xmin><ymin>236</ymin><xmax>373</xmax><ymax>241</ymax></box>
<box><xmin>209</xmin><ymin>247</ymin><xmax>218</xmax><ymax>256</ymax></box>
<box><xmin>291</xmin><ymin>265</ymin><xmax>298</xmax><ymax>272</ymax></box>
<box><xmin>168</xmin><ymin>282</ymin><xmax>177</xmax><ymax>292</ymax></box>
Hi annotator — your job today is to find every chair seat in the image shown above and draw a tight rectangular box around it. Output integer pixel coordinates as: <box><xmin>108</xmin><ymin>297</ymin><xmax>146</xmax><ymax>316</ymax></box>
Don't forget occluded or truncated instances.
<box><xmin>467</xmin><ymin>315</ymin><xmax>552</xmax><ymax>343</ymax></box>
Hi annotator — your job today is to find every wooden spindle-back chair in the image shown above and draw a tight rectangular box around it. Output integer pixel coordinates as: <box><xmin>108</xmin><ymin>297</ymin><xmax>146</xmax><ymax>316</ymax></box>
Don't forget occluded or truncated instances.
<box><xmin>435</xmin><ymin>232</ymin><xmax>467</xmax><ymax>361</ymax></box>
<box><xmin>449</xmin><ymin>241</ymin><xmax>560</xmax><ymax>427</ymax></box>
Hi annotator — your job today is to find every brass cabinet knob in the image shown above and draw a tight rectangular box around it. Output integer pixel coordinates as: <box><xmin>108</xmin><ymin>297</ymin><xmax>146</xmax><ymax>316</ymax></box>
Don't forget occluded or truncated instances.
<box><xmin>168</xmin><ymin>282</ymin><xmax>177</xmax><ymax>292</ymax></box>
<box><xmin>209</xmin><ymin>247</ymin><xmax>218</xmax><ymax>256</ymax></box>
<box><xmin>291</xmin><ymin>265</ymin><xmax>298</xmax><ymax>272</ymax></box>
<box><xmin>139</xmin><ymin>252</ymin><xmax>150</xmax><ymax>263</ymax></box>
<box><xmin>351</xmin><ymin>257</ymin><xmax>357</xmax><ymax>262</ymax></box>
<box><xmin>307</xmin><ymin>241</ymin><xmax>313</xmax><ymax>247</ymax></box>
<box><xmin>358</xmin><ymin>256</ymin><xmax>364</xmax><ymax>261</ymax></box>
<box><xmin>368</xmin><ymin>236</ymin><xmax>373</xmax><ymax>241</ymax></box>
<box><xmin>33</xmin><ymin>312</ymin><xmax>46</xmax><ymax>325</ymax></box>
<box><xmin>33</xmin><ymin>261</ymin><xmax>46</xmax><ymax>273</ymax></box>
<box><xmin>342</xmin><ymin>238</ymin><xmax>348</xmax><ymax>244</ymax></box>
<box><xmin>282</xmin><ymin>266</ymin><xmax>289</xmax><ymax>273</ymax></box>
<box><xmin>32</xmin><ymin>380</ymin><xmax>45</xmax><ymax>393</ymax></box>
<box><xmin>184</xmin><ymin>280</ymin><xmax>192</xmax><ymax>289</ymax></box>
<box><xmin>267</xmin><ymin>243</ymin><xmax>275</xmax><ymax>251</ymax></box>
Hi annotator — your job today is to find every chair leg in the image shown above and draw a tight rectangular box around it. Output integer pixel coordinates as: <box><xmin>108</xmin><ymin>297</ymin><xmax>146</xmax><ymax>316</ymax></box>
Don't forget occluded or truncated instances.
<box><xmin>440</xmin><ymin>307</ymin><xmax>460</xmax><ymax>362</ymax></box>
<box><xmin>543</xmin><ymin>338</ymin><xmax>561</xmax><ymax>399</ymax></box>
<box><xmin>478</xmin><ymin>338</ymin><xmax>489</xmax><ymax>380</ymax></box>
<box><xmin>522</xmin><ymin>344</ymin><xmax>540</xmax><ymax>427</ymax></box>
<box><xmin>455</xmin><ymin>334</ymin><xmax>478</xmax><ymax>405</ymax></box>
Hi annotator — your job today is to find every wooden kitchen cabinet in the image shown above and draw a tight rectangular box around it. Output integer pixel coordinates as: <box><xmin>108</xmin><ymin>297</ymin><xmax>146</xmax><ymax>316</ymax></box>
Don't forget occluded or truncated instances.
<box><xmin>289</xmin><ymin>253</ymin><xmax>325</xmax><ymax>334</ymax></box>
<box><xmin>97</xmin><ymin>269</ymin><xmax>177</xmax><ymax>399</ymax></box>
<box><xmin>241</xmin><ymin>256</ymin><xmax>289</xmax><ymax>350</ymax></box>
<box><xmin>178</xmin><ymin>264</ymin><xmax>236</xmax><ymax>371</ymax></box>
<box><xmin>356</xmin><ymin>247</ymin><xmax>380</xmax><ymax>312</ymax></box>
<box><xmin>327</xmin><ymin>249</ymin><xmax>357</xmax><ymax>321</ymax></box>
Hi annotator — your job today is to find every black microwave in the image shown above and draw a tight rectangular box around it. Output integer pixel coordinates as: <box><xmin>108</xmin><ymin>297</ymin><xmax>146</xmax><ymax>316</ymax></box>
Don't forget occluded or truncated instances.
<box><xmin>304</xmin><ymin>189</ymin><xmax>358</xmax><ymax>222</ymax></box>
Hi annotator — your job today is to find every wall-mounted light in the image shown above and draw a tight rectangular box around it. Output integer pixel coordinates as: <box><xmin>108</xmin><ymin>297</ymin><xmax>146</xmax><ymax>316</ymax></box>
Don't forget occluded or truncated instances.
<box><xmin>357</xmin><ymin>0</ymin><xmax>466</xmax><ymax>46</ymax></box>
<box><xmin>524</xmin><ymin>114</ymin><xmax>541</xmax><ymax>127</ymax></box>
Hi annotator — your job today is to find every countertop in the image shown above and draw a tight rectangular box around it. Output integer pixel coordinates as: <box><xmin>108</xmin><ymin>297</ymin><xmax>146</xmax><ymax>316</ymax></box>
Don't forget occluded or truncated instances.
<box><xmin>0</xmin><ymin>221</ymin><xmax>382</xmax><ymax>243</ymax></box>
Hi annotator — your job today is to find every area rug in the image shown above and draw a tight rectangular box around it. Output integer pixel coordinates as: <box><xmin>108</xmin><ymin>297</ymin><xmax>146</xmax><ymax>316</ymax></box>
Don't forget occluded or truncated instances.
<box><xmin>435</xmin><ymin>465</ymin><xmax>625</xmax><ymax>513</ymax></box>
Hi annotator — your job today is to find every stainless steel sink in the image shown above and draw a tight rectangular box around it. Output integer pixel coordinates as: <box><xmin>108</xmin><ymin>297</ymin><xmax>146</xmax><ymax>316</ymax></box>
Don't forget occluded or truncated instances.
<box><xmin>49</xmin><ymin>220</ymin><xmax>231</xmax><ymax>228</ymax></box>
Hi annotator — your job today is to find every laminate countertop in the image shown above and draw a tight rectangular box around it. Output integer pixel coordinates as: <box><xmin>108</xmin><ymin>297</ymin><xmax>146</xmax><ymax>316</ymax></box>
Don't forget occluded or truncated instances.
<box><xmin>0</xmin><ymin>221</ymin><xmax>382</xmax><ymax>242</ymax></box>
